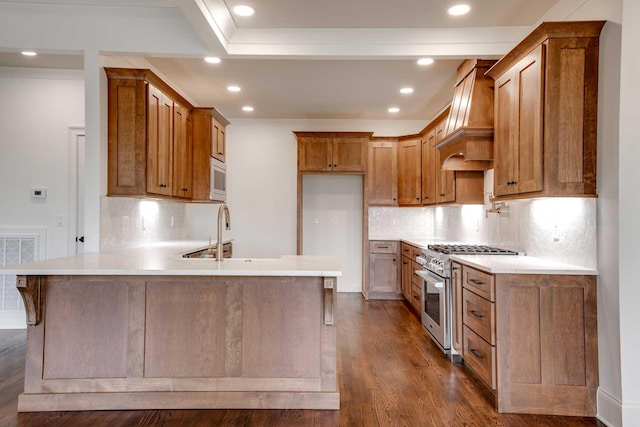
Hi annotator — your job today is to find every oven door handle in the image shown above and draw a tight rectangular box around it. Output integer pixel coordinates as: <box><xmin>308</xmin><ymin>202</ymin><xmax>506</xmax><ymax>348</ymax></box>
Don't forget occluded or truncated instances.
<box><xmin>415</xmin><ymin>270</ymin><xmax>444</xmax><ymax>288</ymax></box>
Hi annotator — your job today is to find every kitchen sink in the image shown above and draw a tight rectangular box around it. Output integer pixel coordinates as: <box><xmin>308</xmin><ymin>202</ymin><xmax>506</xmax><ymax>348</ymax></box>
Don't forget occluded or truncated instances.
<box><xmin>182</xmin><ymin>244</ymin><xmax>232</xmax><ymax>259</ymax></box>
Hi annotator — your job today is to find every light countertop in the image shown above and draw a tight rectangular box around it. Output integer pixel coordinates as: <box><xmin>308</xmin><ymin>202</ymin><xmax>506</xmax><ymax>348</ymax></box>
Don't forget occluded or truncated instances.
<box><xmin>0</xmin><ymin>241</ymin><xmax>342</xmax><ymax>277</ymax></box>
<box><xmin>369</xmin><ymin>236</ymin><xmax>597</xmax><ymax>275</ymax></box>
<box><xmin>449</xmin><ymin>254</ymin><xmax>597</xmax><ymax>275</ymax></box>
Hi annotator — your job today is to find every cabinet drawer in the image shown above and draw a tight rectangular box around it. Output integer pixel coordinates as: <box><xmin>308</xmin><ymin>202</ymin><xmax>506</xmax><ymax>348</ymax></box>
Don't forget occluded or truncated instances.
<box><xmin>463</xmin><ymin>289</ymin><xmax>495</xmax><ymax>345</ymax></box>
<box><xmin>370</xmin><ymin>241</ymin><xmax>399</xmax><ymax>254</ymax></box>
<box><xmin>411</xmin><ymin>246</ymin><xmax>423</xmax><ymax>259</ymax></box>
<box><xmin>463</xmin><ymin>325</ymin><xmax>496</xmax><ymax>390</ymax></box>
<box><xmin>410</xmin><ymin>283</ymin><xmax>422</xmax><ymax>312</ymax></box>
<box><xmin>411</xmin><ymin>261</ymin><xmax>422</xmax><ymax>287</ymax></box>
<box><xmin>401</xmin><ymin>242</ymin><xmax>413</xmax><ymax>257</ymax></box>
<box><xmin>463</xmin><ymin>266</ymin><xmax>495</xmax><ymax>302</ymax></box>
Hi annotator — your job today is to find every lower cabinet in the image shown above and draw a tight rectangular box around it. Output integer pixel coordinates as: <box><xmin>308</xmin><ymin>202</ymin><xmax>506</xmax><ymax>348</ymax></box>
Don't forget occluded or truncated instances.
<box><xmin>451</xmin><ymin>262</ymin><xmax>464</xmax><ymax>355</ymax></box>
<box><xmin>455</xmin><ymin>262</ymin><xmax>598</xmax><ymax>416</ymax></box>
<box><xmin>368</xmin><ymin>241</ymin><xmax>401</xmax><ymax>299</ymax></box>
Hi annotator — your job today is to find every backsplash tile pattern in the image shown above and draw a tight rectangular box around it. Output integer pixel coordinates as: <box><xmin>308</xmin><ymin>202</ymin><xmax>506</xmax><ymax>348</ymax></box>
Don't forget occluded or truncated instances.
<box><xmin>101</xmin><ymin>197</ymin><xmax>187</xmax><ymax>251</ymax></box>
<box><xmin>369</xmin><ymin>207</ymin><xmax>434</xmax><ymax>239</ymax></box>
<box><xmin>435</xmin><ymin>198</ymin><xmax>597</xmax><ymax>268</ymax></box>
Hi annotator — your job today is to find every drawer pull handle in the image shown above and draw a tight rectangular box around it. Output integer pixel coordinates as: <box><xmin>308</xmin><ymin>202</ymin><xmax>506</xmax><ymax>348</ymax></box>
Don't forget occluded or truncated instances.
<box><xmin>470</xmin><ymin>348</ymin><xmax>485</xmax><ymax>360</ymax></box>
<box><xmin>469</xmin><ymin>279</ymin><xmax>484</xmax><ymax>286</ymax></box>
<box><xmin>413</xmin><ymin>295</ymin><xmax>420</xmax><ymax>300</ymax></box>
<box><xmin>377</xmin><ymin>246</ymin><xmax>389</xmax><ymax>249</ymax></box>
<box><xmin>470</xmin><ymin>310</ymin><xmax>484</xmax><ymax>319</ymax></box>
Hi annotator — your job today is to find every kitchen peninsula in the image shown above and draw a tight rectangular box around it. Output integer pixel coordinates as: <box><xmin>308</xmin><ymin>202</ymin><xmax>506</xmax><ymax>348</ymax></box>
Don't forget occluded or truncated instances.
<box><xmin>5</xmin><ymin>242</ymin><xmax>341</xmax><ymax>412</ymax></box>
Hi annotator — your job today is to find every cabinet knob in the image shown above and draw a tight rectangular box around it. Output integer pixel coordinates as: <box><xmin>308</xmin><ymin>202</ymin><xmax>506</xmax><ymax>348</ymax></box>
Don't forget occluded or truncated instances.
<box><xmin>393</xmin><ymin>198</ymin><xmax>396</xmax><ymax>201</ymax></box>
<box><xmin>333</xmin><ymin>164</ymin><xmax>337</xmax><ymax>167</ymax></box>
<box><xmin>328</xmin><ymin>164</ymin><xmax>332</xmax><ymax>167</ymax></box>
<box><xmin>440</xmin><ymin>193</ymin><xmax>445</xmax><ymax>197</ymax></box>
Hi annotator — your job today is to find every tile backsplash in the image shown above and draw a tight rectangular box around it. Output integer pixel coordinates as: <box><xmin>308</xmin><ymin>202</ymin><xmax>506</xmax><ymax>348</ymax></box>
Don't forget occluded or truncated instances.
<box><xmin>369</xmin><ymin>170</ymin><xmax>597</xmax><ymax>269</ymax></box>
<box><xmin>434</xmin><ymin>198</ymin><xmax>597</xmax><ymax>268</ymax></box>
<box><xmin>101</xmin><ymin>197</ymin><xmax>187</xmax><ymax>251</ymax></box>
<box><xmin>369</xmin><ymin>207</ymin><xmax>434</xmax><ymax>238</ymax></box>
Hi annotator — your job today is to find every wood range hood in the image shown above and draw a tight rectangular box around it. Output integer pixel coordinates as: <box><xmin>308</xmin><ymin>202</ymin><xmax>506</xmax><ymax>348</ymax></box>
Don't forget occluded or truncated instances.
<box><xmin>435</xmin><ymin>59</ymin><xmax>497</xmax><ymax>171</ymax></box>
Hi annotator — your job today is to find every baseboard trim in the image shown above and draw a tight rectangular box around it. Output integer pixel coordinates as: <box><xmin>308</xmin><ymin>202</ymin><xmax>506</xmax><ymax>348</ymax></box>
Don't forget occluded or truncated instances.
<box><xmin>597</xmin><ymin>387</ymin><xmax>622</xmax><ymax>427</ymax></box>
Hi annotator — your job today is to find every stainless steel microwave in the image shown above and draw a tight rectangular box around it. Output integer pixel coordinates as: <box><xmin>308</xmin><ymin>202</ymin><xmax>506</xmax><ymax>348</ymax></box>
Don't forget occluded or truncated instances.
<box><xmin>210</xmin><ymin>157</ymin><xmax>227</xmax><ymax>202</ymax></box>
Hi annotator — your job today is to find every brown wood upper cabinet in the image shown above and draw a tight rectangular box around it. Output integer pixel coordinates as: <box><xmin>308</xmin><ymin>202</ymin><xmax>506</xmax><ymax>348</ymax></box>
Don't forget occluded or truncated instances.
<box><xmin>398</xmin><ymin>138</ymin><xmax>422</xmax><ymax>205</ymax></box>
<box><xmin>368</xmin><ymin>140</ymin><xmax>398</xmax><ymax>205</ymax></box>
<box><xmin>105</xmin><ymin>68</ymin><xmax>228</xmax><ymax>202</ymax></box>
<box><xmin>146</xmin><ymin>84</ymin><xmax>174</xmax><ymax>196</ymax></box>
<box><xmin>211</xmin><ymin>119</ymin><xmax>226</xmax><ymax>163</ymax></box>
<box><xmin>191</xmin><ymin>108</ymin><xmax>230</xmax><ymax>202</ymax></box>
<box><xmin>420</xmin><ymin>107</ymin><xmax>483</xmax><ymax>206</ymax></box>
<box><xmin>486</xmin><ymin>21</ymin><xmax>604</xmax><ymax>199</ymax></box>
<box><xmin>295</xmin><ymin>132</ymin><xmax>369</xmax><ymax>173</ymax></box>
<box><xmin>172</xmin><ymin>103</ymin><xmax>192</xmax><ymax>199</ymax></box>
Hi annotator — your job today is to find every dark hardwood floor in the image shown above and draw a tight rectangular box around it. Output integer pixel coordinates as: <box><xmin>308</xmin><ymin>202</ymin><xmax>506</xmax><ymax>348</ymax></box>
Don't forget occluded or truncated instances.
<box><xmin>0</xmin><ymin>294</ymin><xmax>603</xmax><ymax>426</ymax></box>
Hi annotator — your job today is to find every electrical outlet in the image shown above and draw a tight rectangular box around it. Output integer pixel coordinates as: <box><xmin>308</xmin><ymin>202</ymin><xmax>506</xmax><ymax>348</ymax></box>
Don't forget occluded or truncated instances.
<box><xmin>332</xmin><ymin>216</ymin><xmax>338</xmax><ymax>224</ymax></box>
<box><xmin>121</xmin><ymin>216</ymin><xmax>129</xmax><ymax>232</ymax></box>
<box><xmin>55</xmin><ymin>214</ymin><xmax>64</xmax><ymax>227</ymax></box>
<box><xmin>170</xmin><ymin>216</ymin><xmax>175</xmax><ymax>228</ymax></box>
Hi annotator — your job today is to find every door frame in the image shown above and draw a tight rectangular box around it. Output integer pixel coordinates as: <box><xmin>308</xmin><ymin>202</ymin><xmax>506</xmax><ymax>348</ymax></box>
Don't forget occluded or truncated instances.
<box><xmin>68</xmin><ymin>126</ymin><xmax>85</xmax><ymax>255</ymax></box>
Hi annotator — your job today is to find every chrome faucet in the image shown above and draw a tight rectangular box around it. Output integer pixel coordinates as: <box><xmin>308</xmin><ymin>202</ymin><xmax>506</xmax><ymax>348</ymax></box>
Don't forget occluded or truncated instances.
<box><xmin>217</xmin><ymin>203</ymin><xmax>231</xmax><ymax>261</ymax></box>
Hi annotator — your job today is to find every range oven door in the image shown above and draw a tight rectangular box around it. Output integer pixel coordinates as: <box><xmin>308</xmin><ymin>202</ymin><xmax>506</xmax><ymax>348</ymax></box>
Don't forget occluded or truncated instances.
<box><xmin>416</xmin><ymin>269</ymin><xmax>450</xmax><ymax>351</ymax></box>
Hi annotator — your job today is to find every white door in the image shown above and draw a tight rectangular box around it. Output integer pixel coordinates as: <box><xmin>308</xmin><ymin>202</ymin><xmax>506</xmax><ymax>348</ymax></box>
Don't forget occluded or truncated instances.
<box><xmin>68</xmin><ymin>128</ymin><xmax>85</xmax><ymax>255</ymax></box>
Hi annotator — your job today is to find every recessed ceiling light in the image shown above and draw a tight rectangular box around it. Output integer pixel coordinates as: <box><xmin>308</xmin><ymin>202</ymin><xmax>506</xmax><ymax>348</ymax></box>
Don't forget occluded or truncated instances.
<box><xmin>21</xmin><ymin>51</ymin><xmax>37</xmax><ymax>57</ymax></box>
<box><xmin>204</xmin><ymin>56</ymin><xmax>221</xmax><ymax>64</ymax></box>
<box><xmin>242</xmin><ymin>106</ymin><xmax>254</xmax><ymax>112</ymax></box>
<box><xmin>233</xmin><ymin>5</ymin><xmax>255</xmax><ymax>16</ymax></box>
<box><xmin>227</xmin><ymin>85</ymin><xmax>241</xmax><ymax>92</ymax></box>
<box><xmin>388</xmin><ymin>107</ymin><xmax>400</xmax><ymax>113</ymax></box>
<box><xmin>448</xmin><ymin>4</ymin><xmax>471</xmax><ymax>16</ymax></box>
<box><xmin>400</xmin><ymin>87</ymin><xmax>414</xmax><ymax>94</ymax></box>
<box><xmin>417</xmin><ymin>58</ymin><xmax>434</xmax><ymax>66</ymax></box>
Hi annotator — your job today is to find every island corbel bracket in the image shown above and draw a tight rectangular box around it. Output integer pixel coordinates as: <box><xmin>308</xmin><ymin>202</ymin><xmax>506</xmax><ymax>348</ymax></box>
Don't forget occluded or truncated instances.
<box><xmin>16</xmin><ymin>276</ymin><xmax>45</xmax><ymax>326</ymax></box>
<box><xmin>323</xmin><ymin>277</ymin><xmax>336</xmax><ymax>326</ymax></box>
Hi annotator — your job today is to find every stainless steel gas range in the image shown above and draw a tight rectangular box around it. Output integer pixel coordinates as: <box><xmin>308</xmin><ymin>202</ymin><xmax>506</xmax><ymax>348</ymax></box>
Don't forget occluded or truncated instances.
<box><xmin>414</xmin><ymin>244</ymin><xmax>518</xmax><ymax>358</ymax></box>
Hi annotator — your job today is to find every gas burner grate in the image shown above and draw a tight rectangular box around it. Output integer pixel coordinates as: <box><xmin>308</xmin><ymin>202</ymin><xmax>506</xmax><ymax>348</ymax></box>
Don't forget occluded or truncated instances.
<box><xmin>427</xmin><ymin>244</ymin><xmax>518</xmax><ymax>255</ymax></box>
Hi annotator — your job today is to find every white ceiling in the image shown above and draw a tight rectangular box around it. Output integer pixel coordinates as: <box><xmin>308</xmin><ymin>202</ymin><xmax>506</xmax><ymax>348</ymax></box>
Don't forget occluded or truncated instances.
<box><xmin>222</xmin><ymin>0</ymin><xmax>559</xmax><ymax>29</ymax></box>
<box><xmin>0</xmin><ymin>0</ymin><xmax>574</xmax><ymax>121</ymax></box>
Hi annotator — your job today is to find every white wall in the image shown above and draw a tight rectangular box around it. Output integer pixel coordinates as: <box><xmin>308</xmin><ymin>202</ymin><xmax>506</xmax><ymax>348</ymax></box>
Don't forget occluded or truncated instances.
<box><xmin>617</xmin><ymin>0</ymin><xmax>640</xmax><ymax>425</ymax></box>
<box><xmin>185</xmin><ymin>118</ymin><xmax>426</xmax><ymax>258</ymax></box>
<box><xmin>303</xmin><ymin>175</ymin><xmax>363</xmax><ymax>292</ymax></box>
<box><xmin>0</xmin><ymin>68</ymin><xmax>84</xmax><ymax>259</ymax></box>
<box><xmin>0</xmin><ymin>68</ymin><xmax>84</xmax><ymax>328</ymax></box>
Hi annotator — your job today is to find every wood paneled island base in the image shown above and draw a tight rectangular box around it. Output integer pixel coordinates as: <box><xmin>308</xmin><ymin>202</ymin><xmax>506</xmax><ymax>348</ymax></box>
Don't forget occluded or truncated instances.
<box><xmin>16</xmin><ymin>275</ymin><xmax>339</xmax><ymax>412</ymax></box>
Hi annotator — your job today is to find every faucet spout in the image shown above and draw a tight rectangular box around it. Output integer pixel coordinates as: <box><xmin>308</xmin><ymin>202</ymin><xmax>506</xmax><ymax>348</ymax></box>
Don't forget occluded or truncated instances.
<box><xmin>217</xmin><ymin>204</ymin><xmax>231</xmax><ymax>261</ymax></box>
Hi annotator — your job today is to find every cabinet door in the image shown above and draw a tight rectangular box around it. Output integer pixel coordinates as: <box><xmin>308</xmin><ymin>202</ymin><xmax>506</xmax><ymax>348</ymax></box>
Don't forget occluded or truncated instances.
<box><xmin>369</xmin><ymin>253</ymin><xmax>399</xmax><ymax>294</ymax></box>
<box><xmin>298</xmin><ymin>137</ymin><xmax>332</xmax><ymax>172</ymax></box>
<box><xmin>332</xmin><ymin>137</ymin><xmax>366</xmax><ymax>172</ymax></box>
<box><xmin>435</xmin><ymin>120</ymin><xmax>456</xmax><ymax>203</ymax></box>
<box><xmin>513</xmin><ymin>45</ymin><xmax>544</xmax><ymax>194</ymax></box>
<box><xmin>398</xmin><ymin>139</ymin><xmax>422</xmax><ymax>205</ymax></box>
<box><xmin>107</xmin><ymin>78</ymin><xmax>146</xmax><ymax>196</ymax></box>
<box><xmin>421</xmin><ymin>131</ymin><xmax>437</xmax><ymax>205</ymax></box>
<box><xmin>494</xmin><ymin>70</ymin><xmax>517</xmax><ymax>196</ymax></box>
<box><xmin>172</xmin><ymin>103</ymin><xmax>192</xmax><ymax>198</ymax></box>
<box><xmin>147</xmin><ymin>85</ymin><xmax>173</xmax><ymax>196</ymax></box>
<box><xmin>452</xmin><ymin>262</ymin><xmax>463</xmax><ymax>356</ymax></box>
<box><xmin>401</xmin><ymin>257</ymin><xmax>412</xmax><ymax>300</ymax></box>
<box><xmin>368</xmin><ymin>141</ymin><xmax>397</xmax><ymax>205</ymax></box>
<box><xmin>212</xmin><ymin>119</ymin><xmax>226</xmax><ymax>163</ymax></box>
